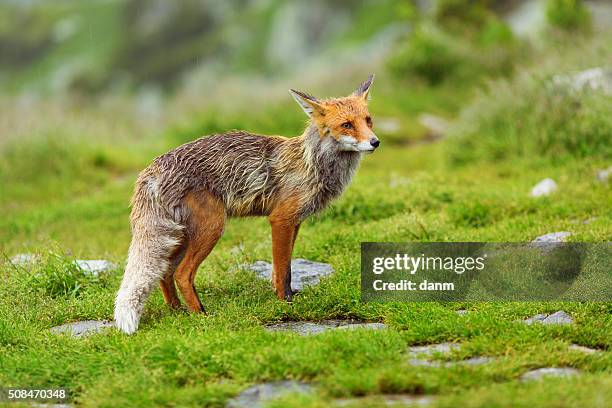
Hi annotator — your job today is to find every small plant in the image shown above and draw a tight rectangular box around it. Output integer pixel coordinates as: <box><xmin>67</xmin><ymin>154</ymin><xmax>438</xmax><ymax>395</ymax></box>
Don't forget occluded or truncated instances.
<box><xmin>446</xmin><ymin>68</ymin><xmax>612</xmax><ymax>165</ymax></box>
<box><xmin>22</xmin><ymin>251</ymin><xmax>99</xmax><ymax>298</ymax></box>
<box><xmin>546</xmin><ymin>0</ymin><xmax>591</xmax><ymax>32</ymax></box>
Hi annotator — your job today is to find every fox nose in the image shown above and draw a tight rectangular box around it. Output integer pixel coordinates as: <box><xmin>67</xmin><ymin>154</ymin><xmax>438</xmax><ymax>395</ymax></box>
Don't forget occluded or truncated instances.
<box><xmin>370</xmin><ymin>138</ymin><xmax>380</xmax><ymax>148</ymax></box>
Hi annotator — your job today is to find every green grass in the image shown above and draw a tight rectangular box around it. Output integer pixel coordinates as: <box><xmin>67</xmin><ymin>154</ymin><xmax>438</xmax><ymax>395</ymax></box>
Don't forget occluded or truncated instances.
<box><xmin>1</xmin><ymin>31</ymin><xmax>611</xmax><ymax>408</ymax></box>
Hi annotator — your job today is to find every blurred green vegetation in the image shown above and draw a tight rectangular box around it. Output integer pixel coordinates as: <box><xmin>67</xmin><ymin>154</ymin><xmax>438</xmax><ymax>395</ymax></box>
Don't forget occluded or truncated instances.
<box><xmin>546</xmin><ymin>0</ymin><xmax>592</xmax><ymax>32</ymax></box>
<box><xmin>0</xmin><ymin>1</ymin><xmax>610</xmax><ymax>406</ymax></box>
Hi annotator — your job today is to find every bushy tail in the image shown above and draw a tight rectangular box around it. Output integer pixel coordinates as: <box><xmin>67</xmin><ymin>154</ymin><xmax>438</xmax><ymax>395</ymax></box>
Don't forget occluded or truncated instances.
<box><xmin>114</xmin><ymin>179</ymin><xmax>183</xmax><ymax>334</ymax></box>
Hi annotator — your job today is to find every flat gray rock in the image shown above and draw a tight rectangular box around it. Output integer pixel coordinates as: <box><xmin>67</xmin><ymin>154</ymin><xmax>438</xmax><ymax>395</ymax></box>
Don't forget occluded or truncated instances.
<box><xmin>457</xmin><ymin>356</ymin><xmax>494</xmax><ymax>366</ymax></box>
<box><xmin>75</xmin><ymin>260</ymin><xmax>116</xmax><ymax>276</ymax></box>
<box><xmin>407</xmin><ymin>343</ymin><xmax>460</xmax><ymax>357</ymax></box>
<box><xmin>246</xmin><ymin>258</ymin><xmax>334</xmax><ymax>291</ymax></box>
<box><xmin>335</xmin><ymin>394</ymin><xmax>434</xmax><ymax>406</ymax></box>
<box><xmin>406</xmin><ymin>343</ymin><xmax>493</xmax><ymax>368</ymax></box>
<box><xmin>530</xmin><ymin>178</ymin><xmax>557</xmax><ymax>197</ymax></box>
<box><xmin>520</xmin><ymin>367</ymin><xmax>580</xmax><ymax>381</ymax></box>
<box><xmin>227</xmin><ymin>381</ymin><xmax>312</xmax><ymax>408</ymax></box>
<box><xmin>50</xmin><ymin>320</ymin><xmax>114</xmax><ymax>337</ymax></box>
<box><xmin>532</xmin><ymin>232</ymin><xmax>572</xmax><ymax>243</ymax></box>
<box><xmin>568</xmin><ymin>344</ymin><xmax>599</xmax><ymax>354</ymax></box>
<box><xmin>265</xmin><ymin>320</ymin><xmax>387</xmax><ymax>336</ymax></box>
<box><xmin>523</xmin><ymin>310</ymin><xmax>573</xmax><ymax>325</ymax></box>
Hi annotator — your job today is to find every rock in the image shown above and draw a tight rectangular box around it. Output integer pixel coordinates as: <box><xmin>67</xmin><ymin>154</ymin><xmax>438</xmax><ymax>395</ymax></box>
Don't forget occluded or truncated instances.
<box><xmin>227</xmin><ymin>381</ymin><xmax>312</xmax><ymax>408</ymax></box>
<box><xmin>523</xmin><ymin>313</ymin><xmax>547</xmax><ymax>324</ymax></box>
<box><xmin>407</xmin><ymin>343</ymin><xmax>460</xmax><ymax>357</ymax></box>
<box><xmin>568</xmin><ymin>344</ymin><xmax>599</xmax><ymax>354</ymax></box>
<box><xmin>458</xmin><ymin>356</ymin><xmax>494</xmax><ymax>366</ymax></box>
<box><xmin>389</xmin><ymin>172</ymin><xmax>410</xmax><ymax>189</ymax></box>
<box><xmin>418</xmin><ymin>113</ymin><xmax>450</xmax><ymax>140</ymax></box>
<box><xmin>265</xmin><ymin>320</ymin><xmax>387</xmax><ymax>336</ymax></box>
<box><xmin>543</xmin><ymin>310</ymin><xmax>574</xmax><ymax>325</ymax></box>
<box><xmin>504</xmin><ymin>0</ymin><xmax>546</xmax><ymax>38</ymax></box>
<box><xmin>50</xmin><ymin>320</ymin><xmax>114</xmax><ymax>337</ymax></box>
<box><xmin>596</xmin><ymin>167</ymin><xmax>612</xmax><ymax>183</ymax></box>
<box><xmin>335</xmin><ymin>394</ymin><xmax>434</xmax><ymax>406</ymax></box>
<box><xmin>407</xmin><ymin>343</ymin><xmax>460</xmax><ymax>366</ymax></box>
<box><xmin>530</xmin><ymin>178</ymin><xmax>557</xmax><ymax>197</ymax></box>
<box><xmin>9</xmin><ymin>254</ymin><xmax>116</xmax><ymax>277</ymax></box>
<box><xmin>377</xmin><ymin>117</ymin><xmax>401</xmax><ymax>134</ymax></box>
<box><xmin>9</xmin><ymin>253</ymin><xmax>39</xmax><ymax>265</ymax></box>
<box><xmin>406</xmin><ymin>343</ymin><xmax>495</xmax><ymax>368</ymax></box>
<box><xmin>52</xmin><ymin>17</ymin><xmax>80</xmax><ymax>43</ymax></box>
<box><xmin>520</xmin><ymin>367</ymin><xmax>580</xmax><ymax>381</ymax></box>
<box><xmin>74</xmin><ymin>260</ymin><xmax>116</xmax><ymax>277</ymax></box>
<box><xmin>246</xmin><ymin>259</ymin><xmax>334</xmax><ymax>291</ymax></box>
<box><xmin>553</xmin><ymin>68</ymin><xmax>612</xmax><ymax>96</ymax></box>
<box><xmin>522</xmin><ymin>310</ymin><xmax>573</xmax><ymax>325</ymax></box>
<box><xmin>532</xmin><ymin>231</ymin><xmax>572</xmax><ymax>243</ymax></box>
<box><xmin>337</xmin><ymin>323</ymin><xmax>387</xmax><ymax>331</ymax></box>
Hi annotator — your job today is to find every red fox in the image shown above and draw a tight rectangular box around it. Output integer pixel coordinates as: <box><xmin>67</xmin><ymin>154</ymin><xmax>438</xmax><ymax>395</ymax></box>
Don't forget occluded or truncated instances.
<box><xmin>114</xmin><ymin>75</ymin><xmax>379</xmax><ymax>334</ymax></box>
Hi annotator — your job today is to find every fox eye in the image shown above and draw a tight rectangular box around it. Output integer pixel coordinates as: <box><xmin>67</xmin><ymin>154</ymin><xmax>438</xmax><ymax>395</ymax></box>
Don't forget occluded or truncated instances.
<box><xmin>366</xmin><ymin>116</ymin><xmax>373</xmax><ymax>127</ymax></box>
<box><xmin>341</xmin><ymin>122</ymin><xmax>353</xmax><ymax>129</ymax></box>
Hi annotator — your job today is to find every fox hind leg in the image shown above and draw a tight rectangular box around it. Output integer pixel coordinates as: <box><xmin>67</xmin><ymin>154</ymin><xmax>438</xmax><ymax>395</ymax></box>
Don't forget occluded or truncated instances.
<box><xmin>159</xmin><ymin>244</ymin><xmax>186</xmax><ymax>309</ymax></box>
<box><xmin>174</xmin><ymin>191</ymin><xmax>225</xmax><ymax>313</ymax></box>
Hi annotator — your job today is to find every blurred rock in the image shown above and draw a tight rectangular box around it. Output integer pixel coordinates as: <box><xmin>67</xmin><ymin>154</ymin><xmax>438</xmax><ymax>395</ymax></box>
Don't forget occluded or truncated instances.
<box><xmin>596</xmin><ymin>167</ymin><xmax>611</xmax><ymax>183</ymax></box>
<box><xmin>505</xmin><ymin>0</ymin><xmax>546</xmax><ymax>37</ymax></box>
<box><xmin>520</xmin><ymin>367</ymin><xmax>580</xmax><ymax>381</ymax></box>
<box><xmin>522</xmin><ymin>310</ymin><xmax>573</xmax><ymax>325</ymax></box>
<box><xmin>553</xmin><ymin>68</ymin><xmax>612</xmax><ymax>96</ymax></box>
<box><xmin>246</xmin><ymin>258</ymin><xmax>334</xmax><ymax>291</ymax></box>
<box><xmin>418</xmin><ymin>113</ymin><xmax>450</xmax><ymax>140</ymax></box>
<box><xmin>227</xmin><ymin>381</ymin><xmax>312</xmax><ymax>408</ymax></box>
<box><xmin>75</xmin><ymin>260</ymin><xmax>117</xmax><ymax>277</ymax></box>
<box><xmin>569</xmin><ymin>344</ymin><xmax>599</xmax><ymax>354</ymax></box>
<box><xmin>389</xmin><ymin>172</ymin><xmax>410</xmax><ymax>189</ymax></box>
<box><xmin>50</xmin><ymin>320</ymin><xmax>114</xmax><ymax>337</ymax></box>
<box><xmin>335</xmin><ymin>394</ymin><xmax>434</xmax><ymax>407</ymax></box>
<box><xmin>266</xmin><ymin>320</ymin><xmax>387</xmax><ymax>336</ymax></box>
<box><xmin>376</xmin><ymin>117</ymin><xmax>402</xmax><ymax>134</ymax></box>
<box><xmin>407</xmin><ymin>342</ymin><xmax>460</xmax><ymax>357</ymax></box>
<box><xmin>266</xmin><ymin>1</ymin><xmax>349</xmax><ymax>69</ymax></box>
<box><xmin>52</xmin><ymin>16</ymin><xmax>80</xmax><ymax>43</ymax></box>
<box><xmin>135</xmin><ymin>85</ymin><xmax>164</xmax><ymax>123</ymax></box>
<box><xmin>10</xmin><ymin>253</ymin><xmax>39</xmax><ymax>265</ymax></box>
<box><xmin>530</xmin><ymin>178</ymin><xmax>557</xmax><ymax>197</ymax></box>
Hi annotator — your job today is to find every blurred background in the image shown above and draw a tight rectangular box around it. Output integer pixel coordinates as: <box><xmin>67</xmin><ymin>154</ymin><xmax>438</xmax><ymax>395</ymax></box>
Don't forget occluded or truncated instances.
<box><xmin>0</xmin><ymin>0</ymin><xmax>610</xmax><ymax>255</ymax></box>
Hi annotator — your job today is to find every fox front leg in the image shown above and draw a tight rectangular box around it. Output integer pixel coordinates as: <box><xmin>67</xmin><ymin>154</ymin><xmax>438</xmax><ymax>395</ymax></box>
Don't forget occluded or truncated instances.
<box><xmin>270</xmin><ymin>220</ymin><xmax>297</xmax><ymax>301</ymax></box>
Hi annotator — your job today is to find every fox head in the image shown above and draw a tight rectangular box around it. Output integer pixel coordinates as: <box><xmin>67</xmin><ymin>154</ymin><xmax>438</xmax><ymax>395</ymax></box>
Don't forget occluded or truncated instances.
<box><xmin>289</xmin><ymin>74</ymin><xmax>379</xmax><ymax>153</ymax></box>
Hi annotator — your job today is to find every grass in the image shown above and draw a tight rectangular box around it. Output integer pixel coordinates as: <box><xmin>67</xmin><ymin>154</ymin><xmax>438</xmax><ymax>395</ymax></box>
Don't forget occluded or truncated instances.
<box><xmin>1</xmin><ymin>31</ymin><xmax>611</xmax><ymax>408</ymax></box>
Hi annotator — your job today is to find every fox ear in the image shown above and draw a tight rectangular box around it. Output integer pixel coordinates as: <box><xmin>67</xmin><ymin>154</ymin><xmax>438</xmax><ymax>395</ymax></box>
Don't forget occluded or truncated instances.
<box><xmin>354</xmin><ymin>74</ymin><xmax>375</xmax><ymax>101</ymax></box>
<box><xmin>289</xmin><ymin>89</ymin><xmax>325</xmax><ymax>117</ymax></box>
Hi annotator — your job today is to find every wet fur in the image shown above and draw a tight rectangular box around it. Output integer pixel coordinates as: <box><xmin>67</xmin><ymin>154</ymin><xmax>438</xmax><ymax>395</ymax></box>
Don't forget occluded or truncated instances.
<box><xmin>115</xmin><ymin>77</ymin><xmax>376</xmax><ymax>334</ymax></box>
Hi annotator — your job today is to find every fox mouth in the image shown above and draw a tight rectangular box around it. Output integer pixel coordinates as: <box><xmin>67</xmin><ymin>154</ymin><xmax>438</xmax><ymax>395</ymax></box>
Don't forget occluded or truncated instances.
<box><xmin>338</xmin><ymin>136</ymin><xmax>376</xmax><ymax>153</ymax></box>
